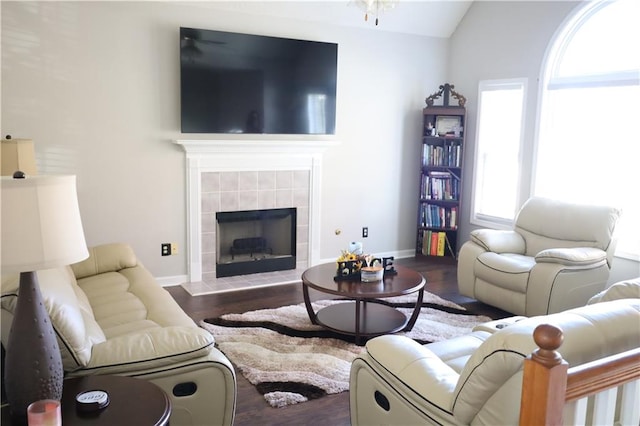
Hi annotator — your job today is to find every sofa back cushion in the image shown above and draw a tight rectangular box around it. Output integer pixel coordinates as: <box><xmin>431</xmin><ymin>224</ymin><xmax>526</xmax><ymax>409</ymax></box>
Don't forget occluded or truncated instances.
<box><xmin>69</xmin><ymin>243</ymin><xmax>214</xmax><ymax>374</ymax></box>
<box><xmin>71</xmin><ymin>243</ymin><xmax>138</xmax><ymax>279</ymax></box>
<box><xmin>451</xmin><ymin>299</ymin><xmax>640</xmax><ymax>425</ymax></box>
<box><xmin>514</xmin><ymin>197</ymin><xmax>620</xmax><ymax>257</ymax></box>
<box><xmin>1</xmin><ymin>267</ymin><xmax>105</xmax><ymax>370</ymax></box>
<box><xmin>72</xmin><ymin>243</ymin><xmax>197</xmax><ymax>334</ymax></box>
<box><xmin>588</xmin><ymin>278</ymin><xmax>640</xmax><ymax>304</ymax></box>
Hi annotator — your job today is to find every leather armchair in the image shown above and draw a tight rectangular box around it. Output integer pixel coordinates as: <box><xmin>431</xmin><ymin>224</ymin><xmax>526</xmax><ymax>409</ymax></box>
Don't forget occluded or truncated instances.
<box><xmin>1</xmin><ymin>243</ymin><xmax>236</xmax><ymax>426</ymax></box>
<box><xmin>457</xmin><ymin>197</ymin><xmax>621</xmax><ymax>316</ymax></box>
<box><xmin>350</xmin><ymin>298</ymin><xmax>640</xmax><ymax>426</ymax></box>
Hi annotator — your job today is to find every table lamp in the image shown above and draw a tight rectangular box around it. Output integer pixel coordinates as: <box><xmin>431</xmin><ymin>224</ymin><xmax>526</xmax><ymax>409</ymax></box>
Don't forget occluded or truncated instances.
<box><xmin>1</xmin><ymin>135</ymin><xmax>38</xmax><ymax>176</ymax></box>
<box><xmin>1</xmin><ymin>172</ymin><xmax>89</xmax><ymax>423</ymax></box>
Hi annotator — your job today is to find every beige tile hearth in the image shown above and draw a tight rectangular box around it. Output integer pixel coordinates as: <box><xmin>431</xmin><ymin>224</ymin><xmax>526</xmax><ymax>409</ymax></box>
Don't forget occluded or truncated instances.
<box><xmin>180</xmin><ymin>266</ymin><xmax>307</xmax><ymax>296</ymax></box>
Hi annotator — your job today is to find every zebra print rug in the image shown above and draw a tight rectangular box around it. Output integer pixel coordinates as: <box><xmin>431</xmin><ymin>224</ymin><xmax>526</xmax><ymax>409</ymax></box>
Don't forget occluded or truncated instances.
<box><xmin>200</xmin><ymin>292</ymin><xmax>492</xmax><ymax>408</ymax></box>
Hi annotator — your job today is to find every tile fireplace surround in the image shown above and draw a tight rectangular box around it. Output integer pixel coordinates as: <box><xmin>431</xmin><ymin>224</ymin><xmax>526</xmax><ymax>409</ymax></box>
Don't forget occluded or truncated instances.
<box><xmin>174</xmin><ymin>139</ymin><xmax>337</xmax><ymax>295</ymax></box>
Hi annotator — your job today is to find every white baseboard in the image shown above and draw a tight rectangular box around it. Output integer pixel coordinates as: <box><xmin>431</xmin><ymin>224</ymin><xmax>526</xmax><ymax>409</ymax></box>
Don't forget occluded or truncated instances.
<box><xmin>155</xmin><ymin>275</ymin><xmax>188</xmax><ymax>287</ymax></box>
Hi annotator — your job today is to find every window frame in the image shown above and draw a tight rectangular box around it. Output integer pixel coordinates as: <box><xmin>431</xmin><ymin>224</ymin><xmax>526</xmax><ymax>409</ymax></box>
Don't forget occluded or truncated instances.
<box><xmin>470</xmin><ymin>77</ymin><xmax>528</xmax><ymax>230</ymax></box>
<box><xmin>532</xmin><ymin>0</ymin><xmax>639</xmax><ymax>261</ymax></box>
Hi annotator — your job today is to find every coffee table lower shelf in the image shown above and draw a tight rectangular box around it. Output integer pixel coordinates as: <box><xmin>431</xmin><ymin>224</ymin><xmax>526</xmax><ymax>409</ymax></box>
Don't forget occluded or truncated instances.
<box><xmin>301</xmin><ymin>263</ymin><xmax>426</xmax><ymax>346</ymax></box>
<box><xmin>315</xmin><ymin>301</ymin><xmax>408</xmax><ymax>341</ymax></box>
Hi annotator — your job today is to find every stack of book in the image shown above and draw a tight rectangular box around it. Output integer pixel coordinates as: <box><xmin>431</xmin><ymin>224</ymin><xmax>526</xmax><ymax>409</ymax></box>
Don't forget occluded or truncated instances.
<box><xmin>421</xmin><ymin>171</ymin><xmax>460</xmax><ymax>200</ymax></box>
<box><xmin>419</xmin><ymin>230</ymin><xmax>455</xmax><ymax>257</ymax></box>
<box><xmin>422</xmin><ymin>143</ymin><xmax>462</xmax><ymax>167</ymax></box>
<box><xmin>419</xmin><ymin>205</ymin><xmax>458</xmax><ymax>229</ymax></box>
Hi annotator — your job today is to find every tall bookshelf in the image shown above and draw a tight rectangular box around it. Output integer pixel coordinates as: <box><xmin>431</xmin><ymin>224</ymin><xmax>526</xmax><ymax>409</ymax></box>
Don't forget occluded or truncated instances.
<box><xmin>417</xmin><ymin>84</ymin><xmax>466</xmax><ymax>258</ymax></box>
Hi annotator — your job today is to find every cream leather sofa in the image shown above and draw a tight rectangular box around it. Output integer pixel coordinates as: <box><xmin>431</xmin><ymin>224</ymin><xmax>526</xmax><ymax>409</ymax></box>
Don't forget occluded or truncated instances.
<box><xmin>350</xmin><ymin>296</ymin><xmax>640</xmax><ymax>425</ymax></box>
<box><xmin>457</xmin><ymin>197</ymin><xmax>621</xmax><ymax>316</ymax></box>
<box><xmin>588</xmin><ymin>276</ymin><xmax>640</xmax><ymax>303</ymax></box>
<box><xmin>1</xmin><ymin>243</ymin><xmax>236</xmax><ymax>426</ymax></box>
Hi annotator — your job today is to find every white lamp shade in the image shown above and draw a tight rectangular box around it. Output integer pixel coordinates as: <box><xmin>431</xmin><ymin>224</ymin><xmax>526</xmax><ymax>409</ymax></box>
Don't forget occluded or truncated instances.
<box><xmin>1</xmin><ymin>175</ymin><xmax>89</xmax><ymax>272</ymax></box>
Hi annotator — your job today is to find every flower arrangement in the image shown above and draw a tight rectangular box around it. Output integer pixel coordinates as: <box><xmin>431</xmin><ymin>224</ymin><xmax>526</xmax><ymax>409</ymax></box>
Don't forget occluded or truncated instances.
<box><xmin>336</xmin><ymin>250</ymin><xmax>363</xmax><ymax>276</ymax></box>
<box><xmin>336</xmin><ymin>250</ymin><xmax>380</xmax><ymax>278</ymax></box>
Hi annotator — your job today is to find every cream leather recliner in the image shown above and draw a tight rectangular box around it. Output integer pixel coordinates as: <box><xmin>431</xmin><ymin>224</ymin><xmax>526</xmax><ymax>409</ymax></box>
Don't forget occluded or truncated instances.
<box><xmin>1</xmin><ymin>243</ymin><xmax>236</xmax><ymax>426</ymax></box>
<box><xmin>350</xmin><ymin>297</ymin><xmax>640</xmax><ymax>426</ymax></box>
<box><xmin>457</xmin><ymin>197</ymin><xmax>621</xmax><ymax>316</ymax></box>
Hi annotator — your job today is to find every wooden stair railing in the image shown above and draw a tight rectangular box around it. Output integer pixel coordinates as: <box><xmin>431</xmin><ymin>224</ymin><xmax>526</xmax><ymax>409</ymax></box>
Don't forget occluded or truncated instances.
<box><xmin>520</xmin><ymin>323</ymin><xmax>640</xmax><ymax>426</ymax></box>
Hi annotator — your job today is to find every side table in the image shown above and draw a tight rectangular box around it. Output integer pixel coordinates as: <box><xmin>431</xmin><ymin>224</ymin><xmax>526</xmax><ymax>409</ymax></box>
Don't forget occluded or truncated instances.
<box><xmin>61</xmin><ymin>375</ymin><xmax>171</xmax><ymax>425</ymax></box>
<box><xmin>1</xmin><ymin>375</ymin><xmax>171</xmax><ymax>425</ymax></box>
<box><xmin>1</xmin><ymin>376</ymin><xmax>171</xmax><ymax>426</ymax></box>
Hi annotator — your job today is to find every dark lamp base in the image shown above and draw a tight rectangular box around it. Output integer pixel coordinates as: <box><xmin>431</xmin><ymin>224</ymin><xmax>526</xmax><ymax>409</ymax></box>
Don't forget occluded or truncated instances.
<box><xmin>5</xmin><ymin>271</ymin><xmax>63</xmax><ymax>424</ymax></box>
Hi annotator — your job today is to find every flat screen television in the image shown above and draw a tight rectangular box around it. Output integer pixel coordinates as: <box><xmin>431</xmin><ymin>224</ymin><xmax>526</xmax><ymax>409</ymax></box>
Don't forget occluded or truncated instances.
<box><xmin>180</xmin><ymin>27</ymin><xmax>338</xmax><ymax>135</ymax></box>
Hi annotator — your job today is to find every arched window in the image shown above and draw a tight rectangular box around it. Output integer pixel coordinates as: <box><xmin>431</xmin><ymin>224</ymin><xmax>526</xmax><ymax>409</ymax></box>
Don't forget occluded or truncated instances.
<box><xmin>535</xmin><ymin>0</ymin><xmax>640</xmax><ymax>259</ymax></box>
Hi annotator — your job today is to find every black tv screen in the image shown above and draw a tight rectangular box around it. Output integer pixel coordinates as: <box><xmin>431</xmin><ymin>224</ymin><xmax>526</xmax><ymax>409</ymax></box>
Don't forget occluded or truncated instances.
<box><xmin>180</xmin><ymin>27</ymin><xmax>338</xmax><ymax>135</ymax></box>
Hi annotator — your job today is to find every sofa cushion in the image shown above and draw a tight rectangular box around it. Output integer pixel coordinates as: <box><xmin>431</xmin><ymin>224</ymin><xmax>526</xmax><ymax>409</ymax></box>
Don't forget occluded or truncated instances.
<box><xmin>470</xmin><ymin>230</ymin><xmax>526</xmax><ymax>254</ymax></box>
<box><xmin>535</xmin><ymin>247</ymin><xmax>607</xmax><ymax>267</ymax></box>
<box><xmin>1</xmin><ymin>267</ymin><xmax>105</xmax><ymax>369</ymax></box>
<box><xmin>475</xmin><ymin>253</ymin><xmax>535</xmax><ymax>293</ymax></box>
<box><xmin>451</xmin><ymin>299</ymin><xmax>640</xmax><ymax>424</ymax></box>
<box><xmin>68</xmin><ymin>243</ymin><xmax>214</xmax><ymax>373</ymax></box>
<box><xmin>78</xmin><ymin>271</ymin><xmax>155</xmax><ymax>337</ymax></box>
<box><xmin>514</xmin><ymin>197</ymin><xmax>620</xmax><ymax>256</ymax></box>
<box><xmin>588</xmin><ymin>277</ymin><xmax>640</xmax><ymax>304</ymax></box>
<box><xmin>75</xmin><ymin>267</ymin><xmax>197</xmax><ymax>335</ymax></box>
<box><xmin>83</xmin><ymin>326</ymin><xmax>215</xmax><ymax>375</ymax></box>
<box><xmin>424</xmin><ymin>331</ymin><xmax>491</xmax><ymax>374</ymax></box>
<box><xmin>71</xmin><ymin>243</ymin><xmax>138</xmax><ymax>279</ymax></box>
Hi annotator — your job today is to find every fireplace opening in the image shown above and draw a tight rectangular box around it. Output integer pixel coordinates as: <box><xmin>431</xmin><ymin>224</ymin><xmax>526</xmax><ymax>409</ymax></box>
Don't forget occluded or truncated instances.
<box><xmin>216</xmin><ymin>207</ymin><xmax>296</xmax><ymax>278</ymax></box>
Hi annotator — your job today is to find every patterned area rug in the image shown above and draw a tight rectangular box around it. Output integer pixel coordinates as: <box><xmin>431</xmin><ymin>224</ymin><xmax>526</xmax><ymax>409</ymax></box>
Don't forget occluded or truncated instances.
<box><xmin>200</xmin><ymin>292</ymin><xmax>492</xmax><ymax>408</ymax></box>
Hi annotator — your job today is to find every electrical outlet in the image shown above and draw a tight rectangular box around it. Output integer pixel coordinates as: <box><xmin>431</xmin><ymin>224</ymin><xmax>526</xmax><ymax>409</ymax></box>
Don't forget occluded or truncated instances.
<box><xmin>362</xmin><ymin>227</ymin><xmax>368</xmax><ymax>238</ymax></box>
<box><xmin>171</xmin><ymin>243</ymin><xmax>178</xmax><ymax>255</ymax></box>
<box><xmin>161</xmin><ymin>243</ymin><xmax>171</xmax><ymax>256</ymax></box>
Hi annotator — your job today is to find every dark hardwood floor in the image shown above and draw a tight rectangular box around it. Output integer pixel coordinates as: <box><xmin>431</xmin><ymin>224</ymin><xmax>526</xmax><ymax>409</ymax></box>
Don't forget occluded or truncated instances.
<box><xmin>166</xmin><ymin>256</ymin><xmax>510</xmax><ymax>426</ymax></box>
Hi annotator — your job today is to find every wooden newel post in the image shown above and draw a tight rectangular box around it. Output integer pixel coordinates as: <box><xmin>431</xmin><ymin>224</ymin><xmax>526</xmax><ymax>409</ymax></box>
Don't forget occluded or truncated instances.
<box><xmin>520</xmin><ymin>324</ymin><xmax>569</xmax><ymax>426</ymax></box>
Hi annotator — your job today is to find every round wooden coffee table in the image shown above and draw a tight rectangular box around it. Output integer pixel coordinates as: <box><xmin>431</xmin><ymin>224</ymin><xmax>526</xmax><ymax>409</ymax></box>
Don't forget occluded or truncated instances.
<box><xmin>301</xmin><ymin>263</ymin><xmax>426</xmax><ymax>345</ymax></box>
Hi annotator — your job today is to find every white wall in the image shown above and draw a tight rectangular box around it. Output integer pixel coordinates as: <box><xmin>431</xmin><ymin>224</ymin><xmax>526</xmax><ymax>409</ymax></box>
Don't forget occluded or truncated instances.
<box><xmin>1</xmin><ymin>1</ymin><xmax>448</xmax><ymax>278</ymax></box>
<box><xmin>449</xmin><ymin>0</ymin><xmax>639</xmax><ymax>282</ymax></box>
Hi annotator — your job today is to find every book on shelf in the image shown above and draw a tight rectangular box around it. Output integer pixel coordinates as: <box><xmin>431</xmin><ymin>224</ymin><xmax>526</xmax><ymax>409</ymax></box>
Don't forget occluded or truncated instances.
<box><xmin>419</xmin><ymin>230</ymin><xmax>452</xmax><ymax>257</ymax></box>
<box><xmin>430</xmin><ymin>231</ymin><xmax>438</xmax><ymax>256</ymax></box>
<box><xmin>451</xmin><ymin>206</ymin><xmax>457</xmax><ymax>229</ymax></box>
<box><xmin>422</xmin><ymin>230</ymin><xmax>433</xmax><ymax>255</ymax></box>
<box><xmin>444</xmin><ymin>233</ymin><xmax>456</xmax><ymax>259</ymax></box>
<box><xmin>422</xmin><ymin>174</ymin><xmax>459</xmax><ymax>201</ymax></box>
<box><xmin>423</xmin><ymin>140</ymin><xmax>462</xmax><ymax>167</ymax></box>
<box><xmin>419</xmin><ymin>204</ymin><xmax>460</xmax><ymax>229</ymax></box>
<box><xmin>436</xmin><ymin>232</ymin><xmax>446</xmax><ymax>256</ymax></box>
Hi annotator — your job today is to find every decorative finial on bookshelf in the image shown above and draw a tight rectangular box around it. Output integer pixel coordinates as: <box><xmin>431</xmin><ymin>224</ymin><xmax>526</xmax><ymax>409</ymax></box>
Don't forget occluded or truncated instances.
<box><xmin>425</xmin><ymin>83</ymin><xmax>466</xmax><ymax>107</ymax></box>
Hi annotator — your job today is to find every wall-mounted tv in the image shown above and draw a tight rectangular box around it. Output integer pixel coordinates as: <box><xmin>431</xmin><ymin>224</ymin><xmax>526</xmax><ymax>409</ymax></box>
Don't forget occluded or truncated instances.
<box><xmin>180</xmin><ymin>27</ymin><xmax>338</xmax><ymax>135</ymax></box>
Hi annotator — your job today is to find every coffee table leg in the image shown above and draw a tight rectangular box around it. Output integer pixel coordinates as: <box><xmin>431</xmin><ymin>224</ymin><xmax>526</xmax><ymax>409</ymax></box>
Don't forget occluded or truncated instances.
<box><xmin>355</xmin><ymin>299</ymin><xmax>362</xmax><ymax>345</ymax></box>
<box><xmin>302</xmin><ymin>283</ymin><xmax>319</xmax><ymax>325</ymax></box>
<box><xmin>404</xmin><ymin>287</ymin><xmax>425</xmax><ymax>331</ymax></box>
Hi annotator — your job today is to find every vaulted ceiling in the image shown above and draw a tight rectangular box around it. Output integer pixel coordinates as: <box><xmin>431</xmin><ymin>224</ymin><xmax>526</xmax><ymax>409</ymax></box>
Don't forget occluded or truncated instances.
<box><xmin>191</xmin><ymin>1</ymin><xmax>473</xmax><ymax>38</ymax></box>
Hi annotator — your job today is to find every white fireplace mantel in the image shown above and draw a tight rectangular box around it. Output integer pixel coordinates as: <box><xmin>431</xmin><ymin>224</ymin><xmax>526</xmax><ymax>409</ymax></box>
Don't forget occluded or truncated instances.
<box><xmin>174</xmin><ymin>139</ymin><xmax>338</xmax><ymax>282</ymax></box>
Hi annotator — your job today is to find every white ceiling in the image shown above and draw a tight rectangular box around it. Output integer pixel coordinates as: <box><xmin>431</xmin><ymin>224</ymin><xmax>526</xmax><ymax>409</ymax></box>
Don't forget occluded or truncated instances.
<box><xmin>189</xmin><ymin>1</ymin><xmax>474</xmax><ymax>38</ymax></box>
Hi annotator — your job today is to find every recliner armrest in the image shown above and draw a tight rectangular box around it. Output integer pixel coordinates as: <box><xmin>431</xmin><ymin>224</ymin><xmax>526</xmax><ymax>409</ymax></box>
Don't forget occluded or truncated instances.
<box><xmin>82</xmin><ymin>326</ymin><xmax>215</xmax><ymax>375</ymax></box>
<box><xmin>470</xmin><ymin>229</ymin><xmax>525</xmax><ymax>254</ymax></box>
<box><xmin>366</xmin><ymin>335</ymin><xmax>458</xmax><ymax>409</ymax></box>
<box><xmin>535</xmin><ymin>247</ymin><xmax>607</xmax><ymax>267</ymax></box>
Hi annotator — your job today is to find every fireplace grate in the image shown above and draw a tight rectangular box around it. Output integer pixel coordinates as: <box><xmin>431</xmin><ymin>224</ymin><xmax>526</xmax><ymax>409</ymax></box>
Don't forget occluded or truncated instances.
<box><xmin>230</xmin><ymin>237</ymin><xmax>273</xmax><ymax>260</ymax></box>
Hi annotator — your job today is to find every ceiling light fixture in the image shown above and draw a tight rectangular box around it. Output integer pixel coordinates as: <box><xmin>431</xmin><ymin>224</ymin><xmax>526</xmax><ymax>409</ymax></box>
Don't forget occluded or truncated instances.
<box><xmin>354</xmin><ymin>0</ymin><xmax>399</xmax><ymax>26</ymax></box>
